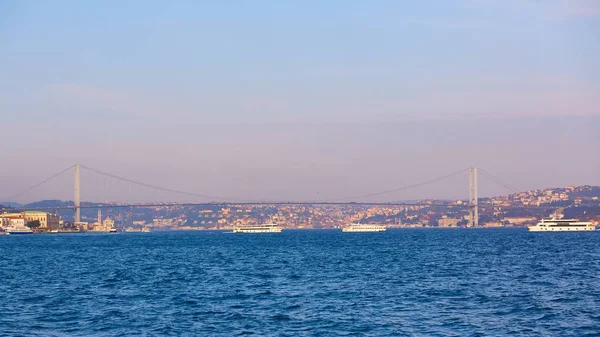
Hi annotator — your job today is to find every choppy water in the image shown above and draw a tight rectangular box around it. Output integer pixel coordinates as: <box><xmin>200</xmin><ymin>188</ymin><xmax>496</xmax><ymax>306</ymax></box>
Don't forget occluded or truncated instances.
<box><xmin>1</xmin><ymin>229</ymin><xmax>599</xmax><ymax>336</ymax></box>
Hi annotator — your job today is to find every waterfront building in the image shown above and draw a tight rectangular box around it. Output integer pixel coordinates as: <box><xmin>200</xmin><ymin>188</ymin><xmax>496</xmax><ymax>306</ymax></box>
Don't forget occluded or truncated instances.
<box><xmin>1</xmin><ymin>213</ymin><xmax>18</xmax><ymax>228</ymax></box>
<box><xmin>10</xmin><ymin>218</ymin><xmax>27</xmax><ymax>227</ymax></box>
<box><xmin>0</xmin><ymin>216</ymin><xmax>8</xmax><ymax>228</ymax></box>
<box><xmin>89</xmin><ymin>223</ymin><xmax>104</xmax><ymax>232</ymax></box>
<box><xmin>75</xmin><ymin>221</ymin><xmax>89</xmax><ymax>231</ymax></box>
<box><xmin>483</xmin><ymin>221</ymin><xmax>503</xmax><ymax>227</ymax></box>
<box><xmin>88</xmin><ymin>218</ymin><xmax>115</xmax><ymax>232</ymax></box>
<box><xmin>1</xmin><ymin>213</ymin><xmax>27</xmax><ymax>228</ymax></box>
<box><xmin>21</xmin><ymin>211</ymin><xmax>60</xmax><ymax>230</ymax></box>
<box><xmin>503</xmin><ymin>217</ymin><xmax>536</xmax><ymax>225</ymax></box>
<box><xmin>103</xmin><ymin>217</ymin><xmax>115</xmax><ymax>228</ymax></box>
<box><xmin>438</xmin><ymin>217</ymin><xmax>460</xmax><ymax>227</ymax></box>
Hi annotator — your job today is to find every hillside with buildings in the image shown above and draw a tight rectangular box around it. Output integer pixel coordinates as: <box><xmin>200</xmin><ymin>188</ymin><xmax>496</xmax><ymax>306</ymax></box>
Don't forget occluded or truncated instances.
<box><xmin>1</xmin><ymin>185</ymin><xmax>599</xmax><ymax>232</ymax></box>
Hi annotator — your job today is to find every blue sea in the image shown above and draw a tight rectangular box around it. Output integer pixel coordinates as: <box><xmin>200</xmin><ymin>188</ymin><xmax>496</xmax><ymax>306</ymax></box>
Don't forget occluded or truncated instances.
<box><xmin>1</xmin><ymin>229</ymin><xmax>599</xmax><ymax>336</ymax></box>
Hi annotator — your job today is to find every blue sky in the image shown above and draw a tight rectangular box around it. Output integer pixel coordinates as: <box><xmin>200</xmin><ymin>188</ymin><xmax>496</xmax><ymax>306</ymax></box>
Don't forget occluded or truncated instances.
<box><xmin>1</xmin><ymin>0</ymin><xmax>599</xmax><ymax>202</ymax></box>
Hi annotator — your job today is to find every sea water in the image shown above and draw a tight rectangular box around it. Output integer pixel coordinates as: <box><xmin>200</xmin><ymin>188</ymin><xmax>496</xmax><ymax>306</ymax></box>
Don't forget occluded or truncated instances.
<box><xmin>1</xmin><ymin>229</ymin><xmax>599</xmax><ymax>336</ymax></box>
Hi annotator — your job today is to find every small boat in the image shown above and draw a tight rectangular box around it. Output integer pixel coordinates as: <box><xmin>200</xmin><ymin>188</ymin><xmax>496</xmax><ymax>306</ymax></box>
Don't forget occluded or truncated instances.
<box><xmin>109</xmin><ymin>227</ymin><xmax>118</xmax><ymax>233</ymax></box>
<box><xmin>233</xmin><ymin>223</ymin><xmax>283</xmax><ymax>233</ymax></box>
<box><xmin>342</xmin><ymin>223</ymin><xmax>386</xmax><ymax>232</ymax></box>
<box><xmin>0</xmin><ymin>232</ymin><xmax>10</xmax><ymax>236</ymax></box>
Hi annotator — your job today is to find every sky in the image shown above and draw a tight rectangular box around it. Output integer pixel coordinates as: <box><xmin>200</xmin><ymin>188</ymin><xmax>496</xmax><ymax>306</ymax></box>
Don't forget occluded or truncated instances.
<box><xmin>1</xmin><ymin>0</ymin><xmax>599</xmax><ymax>203</ymax></box>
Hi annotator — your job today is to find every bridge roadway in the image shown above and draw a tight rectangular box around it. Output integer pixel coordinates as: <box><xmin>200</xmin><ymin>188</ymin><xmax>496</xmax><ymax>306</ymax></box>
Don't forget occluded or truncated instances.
<box><xmin>1</xmin><ymin>201</ymin><xmax>557</xmax><ymax>212</ymax></box>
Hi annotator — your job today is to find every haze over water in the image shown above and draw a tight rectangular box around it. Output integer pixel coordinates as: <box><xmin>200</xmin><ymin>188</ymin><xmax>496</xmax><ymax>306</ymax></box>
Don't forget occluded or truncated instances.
<box><xmin>1</xmin><ymin>229</ymin><xmax>599</xmax><ymax>336</ymax></box>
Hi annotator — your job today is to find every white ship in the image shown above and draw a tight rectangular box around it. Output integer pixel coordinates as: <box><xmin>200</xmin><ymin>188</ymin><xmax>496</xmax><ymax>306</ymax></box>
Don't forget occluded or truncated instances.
<box><xmin>528</xmin><ymin>218</ymin><xmax>595</xmax><ymax>232</ymax></box>
<box><xmin>233</xmin><ymin>223</ymin><xmax>283</xmax><ymax>233</ymax></box>
<box><xmin>5</xmin><ymin>225</ymin><xmax>33</xmax><ymax>235</ymax></box>
<box><xmin>342</xmin><ymin>223</ymin><xmax>387</xmax><ymax>232</ymax></box>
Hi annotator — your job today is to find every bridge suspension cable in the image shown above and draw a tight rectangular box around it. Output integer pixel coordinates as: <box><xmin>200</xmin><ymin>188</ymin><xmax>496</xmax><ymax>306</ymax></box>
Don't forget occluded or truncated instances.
<box><xmin>319</xmin><ymin>168</ymin><xmax>470</xmax><ymax>202</ymax></box>
<box><xmin>478</xmin><ymin>168</ymin><xmax>520</xmax><ymax>194</ymax></box>
<box><xmin>5</xmin><ymin>165</ymin><xmax>75</xmax><ymax>201</ymax></box>
<box><xmin>78</xmin><ymin>165</ymin><xmax>255</xmax><ymax>202</ymax></box>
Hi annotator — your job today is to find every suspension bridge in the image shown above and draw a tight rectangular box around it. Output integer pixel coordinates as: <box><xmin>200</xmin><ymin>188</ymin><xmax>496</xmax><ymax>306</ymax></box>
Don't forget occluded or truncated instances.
<box><xmin>1</xmin><ymin>164</ymin><xmax>544</xmax><ymax>227</ymax></box>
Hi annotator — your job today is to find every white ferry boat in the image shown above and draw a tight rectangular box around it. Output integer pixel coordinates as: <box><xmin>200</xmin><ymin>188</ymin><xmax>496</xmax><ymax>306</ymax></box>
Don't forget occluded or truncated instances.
<box><xmin>528</xmin><ymin>218</ymin><xmax>595</xmax><ymax>232</ymax></box>
<box><xmin>5</xmin><ymin>225</ymin><xmax>34</xmax><ymax>235</ymax></box>
<box><xmin>233</xmin><ymin>223</ymin><xmax>283</xmax><ymax>233</ymax></box>
<box><xmin>342</xmin><ymin>223</ymin><xmax>387</xmax><ymax>232</ymax></box>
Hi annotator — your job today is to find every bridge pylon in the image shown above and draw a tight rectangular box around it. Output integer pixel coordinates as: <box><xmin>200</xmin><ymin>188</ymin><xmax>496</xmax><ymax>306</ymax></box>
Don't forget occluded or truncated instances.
<box><xmin>469</xmin><ymin>167</ymin><xmax>479</xmax><ymax>227</ymax></box>
<box><xmin>74</xmin><ymin>164</ymin><xmax>80</xmax><ymax>223</ymax></box>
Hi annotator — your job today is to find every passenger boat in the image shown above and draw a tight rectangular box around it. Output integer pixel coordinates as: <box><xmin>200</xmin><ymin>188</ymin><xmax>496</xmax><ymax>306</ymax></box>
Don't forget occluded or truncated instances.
<box><xmin>5</xmin><ymin>225</ymin><xmax>34</xmax><ymax>235</ymax></box>
<box><xmin>233</xmin><ymin>223</ymin><xmax>283</xmax><ymax>233</ymax></box>
<box><xmin>528</xmin><ymin>218</ymin><xmax>595</xmax><ymax>232</ymax></box>
<box><xmin>342</xmin><ymin>223</ymin><xmax>386</xmax><ymax>232</ymax></box>
<box><xmin>109</xmin><ymin>227</ymin><xmax>118</xmax><ymax>233</ymax></box>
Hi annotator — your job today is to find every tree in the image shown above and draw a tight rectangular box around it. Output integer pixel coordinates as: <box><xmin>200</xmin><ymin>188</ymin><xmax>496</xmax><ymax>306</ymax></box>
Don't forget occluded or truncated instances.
<box><xmin>26</xmin><ymin>220</ymin><xmax>41</xmax><ymax>229</ymax></box>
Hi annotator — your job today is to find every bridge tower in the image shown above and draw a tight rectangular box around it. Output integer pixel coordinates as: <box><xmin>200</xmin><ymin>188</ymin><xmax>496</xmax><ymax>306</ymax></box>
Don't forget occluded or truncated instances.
<box><xmin>74</xmin><ymin>164</ymin><xmax>81</xmax><ymax>223</ymax></box>
<box><xmin>469</xmin><ymin>167</ymin><xmax>479</xmax><ymax>227</ymax></box>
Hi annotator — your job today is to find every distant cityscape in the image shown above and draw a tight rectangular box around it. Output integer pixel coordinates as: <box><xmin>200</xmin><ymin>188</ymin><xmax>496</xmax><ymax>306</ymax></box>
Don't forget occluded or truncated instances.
<box><xmin>1</xmin><ymin>185</ymin><xmax>599</xmax><ymax>233</ymax></box>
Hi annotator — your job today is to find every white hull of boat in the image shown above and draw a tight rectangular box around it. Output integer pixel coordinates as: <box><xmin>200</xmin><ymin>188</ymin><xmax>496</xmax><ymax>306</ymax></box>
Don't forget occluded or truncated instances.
<box><xmin>6</xmin><ymin>230</ymin><xmax>33</xmax><ymax>235</ymax></box>
<box><xmin>528</xmin><ymin>226</ymin><xmax>595</xmax><ymax>232</ymax></box>
<box><xmin>5</xmin><ymin>226</ymin><xmax>33</xmax><ymax>235</ymax></box>
<box><xmin>233</xmin><ymin>228</ymin><xmax>283</xmax><ymax>233</ymax></box>
<box><xmin>233</xmin><ymin>223</ymin><xmax>283</xmax><ymax>233</ymax></box>
<box><xmin>342</xmin><ymin>224</ymin><xmax>387</xmax><ymax>232</ymax></box>
<box><xmin>342</xmin><ymin>228</ymin><xmax>386</xmax><ymax>232</ymax></box>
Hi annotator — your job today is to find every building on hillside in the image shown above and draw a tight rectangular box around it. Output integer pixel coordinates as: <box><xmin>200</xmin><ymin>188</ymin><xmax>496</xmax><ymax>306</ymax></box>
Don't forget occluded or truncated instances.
<box><xmin>21</xmin><ymin>211</ymin><xmax>60</xmax><ymax>230</ymax></box>
<box><xmin>152</xmin><ymin>218</ymin><xmax>175</xmax><ymax>228</ymax></box>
